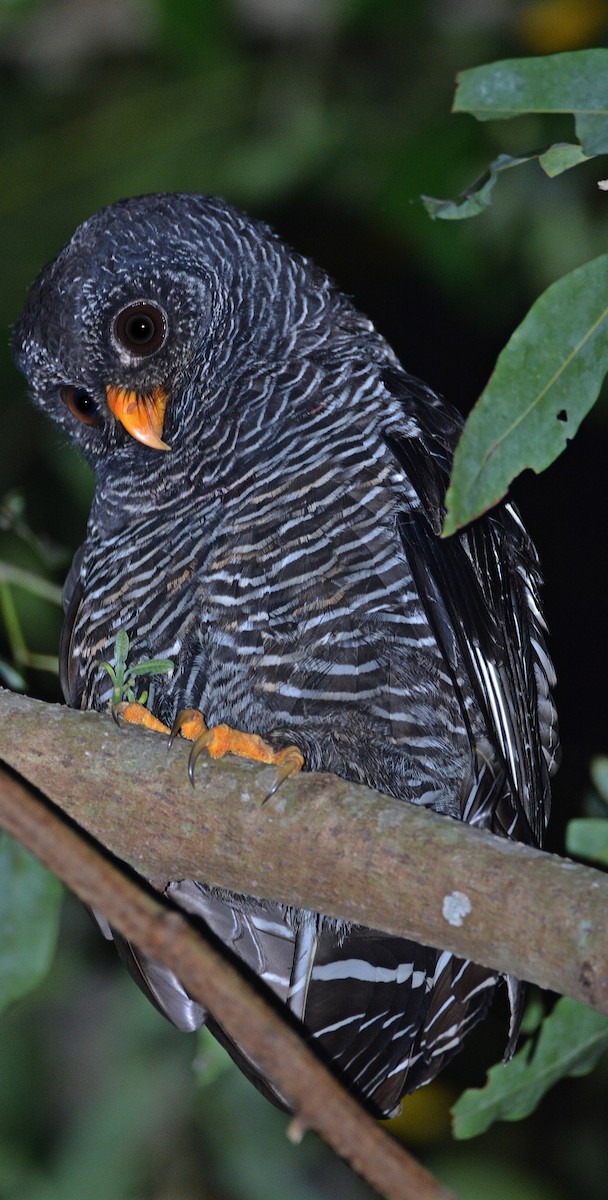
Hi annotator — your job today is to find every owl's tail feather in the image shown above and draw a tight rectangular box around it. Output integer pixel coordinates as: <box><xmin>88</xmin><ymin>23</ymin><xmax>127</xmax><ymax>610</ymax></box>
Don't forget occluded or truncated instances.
<box><xmin>93</xmin><ymin>882</ymin><xmax>505</xmax><ymax>1118</ymax></box>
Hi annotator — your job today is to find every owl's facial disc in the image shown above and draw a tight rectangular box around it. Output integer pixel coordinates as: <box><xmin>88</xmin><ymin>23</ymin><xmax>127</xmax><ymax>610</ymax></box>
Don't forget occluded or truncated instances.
<box><xmin>106</xmin><ymin>384</ymin><xmax>171</xmax><ymax>451</ymax></box>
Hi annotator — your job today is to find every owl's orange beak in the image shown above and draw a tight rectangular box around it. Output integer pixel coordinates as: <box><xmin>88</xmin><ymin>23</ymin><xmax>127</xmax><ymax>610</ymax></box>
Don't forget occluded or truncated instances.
<box><xmin>106</xmin><ymin>384</ymin><xmax>171</xmax><ymax>451</ymax></box>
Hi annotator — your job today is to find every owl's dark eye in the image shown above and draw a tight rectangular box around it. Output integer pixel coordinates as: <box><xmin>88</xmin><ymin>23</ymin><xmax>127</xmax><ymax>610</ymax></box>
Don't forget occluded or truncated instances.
<box><xmin>60</xmin><ymin>386</ymin><xmax>102</xmax><ymax>428</ymax></box>
<box><xmin>113</xmin><ymin>302</ymin><xmax>167</xmax><ymax>356</ymax></box>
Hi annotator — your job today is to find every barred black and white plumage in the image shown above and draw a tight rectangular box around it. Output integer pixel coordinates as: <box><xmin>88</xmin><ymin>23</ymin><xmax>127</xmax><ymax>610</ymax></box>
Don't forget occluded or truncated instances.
<box><xmin>14</xmin><ymin>194</ymin><xmax>558</xmax><ymax>1117</ymax></box>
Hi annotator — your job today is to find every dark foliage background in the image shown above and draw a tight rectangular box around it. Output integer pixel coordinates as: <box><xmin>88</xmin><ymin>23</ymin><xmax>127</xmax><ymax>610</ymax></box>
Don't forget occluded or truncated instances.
<box><xmin>1</xmin><ymin>2</ymin><xmax>607</xmax><ymax>1197</ymax></box>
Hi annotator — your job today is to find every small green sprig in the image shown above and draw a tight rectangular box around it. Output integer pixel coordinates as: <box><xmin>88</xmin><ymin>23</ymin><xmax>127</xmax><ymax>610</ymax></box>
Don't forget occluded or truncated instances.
<box><xmin>101</xmin><ymin>628</ymin><xmax>174</xmax><ymax>707</ymax></box>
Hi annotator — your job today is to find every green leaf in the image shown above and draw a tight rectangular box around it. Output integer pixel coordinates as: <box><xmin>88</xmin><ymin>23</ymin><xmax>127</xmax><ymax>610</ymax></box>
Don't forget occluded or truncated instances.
<box><xmin>428</xmin><ymin>53</ymin><xmax>608</xmax><ymax>217</ymax></box>
<box><xmin>0</xmin><ymin>656</ymin><xmax>27</xmax><ymax>691</ymax></box>
<box><xmin>443</xmin><ymin>254</ymin><xmax>608</xmax><ymax>534</ymax></box>
<box><xmin>565</xmin><ymin>818</ymin><xmax>608</xmax><ymax>866</ymax></box>
<box><xmin>538</xmin><ymin>142</ymin><xmax>591</xmax><ymax>178</ymax></box>
<box><xmin>452</xmin><ymin>997</ymin><xmax>608</xmax><ymax>1139</ymax></box>
<box><xmin>0</xmin><ymin>832</ymin><xmax>63</xmax><ymax>1013</ymax></box>
<box><xmin>575</xmin><ymin>112</ymin><xmax>608</xmax><ymax>157</ymax></box>
<box><xmin>422</xmin><ymin>139</ymin><xmax>595</xmax><ymax>221</ymax></box>
<box><xmin>590</xmin><ymin>756</ymin><xmax>608</xmax><ymax>803</ymax></box>
<box><xmin>453</xmin><ymin>51</ymin><xmax>608</xmax><ymax>155</ymax></box>
<box><xmin>114</xmin><ymin>628</ymin><xmax>130</xmax><ymax>666</ymax></box>
<box><xmin>126</xmin><ymin>658</ymin><xmax>174</xmax><ymax>678</ymax></box>
<box><xmin>519</xmin><ymin>991</ymin><xmax>545</xmax><ymax>1036</ymax></box>
<box><xmin>101</xmin><ymin>628</ymin><xmax>174</xmax><ymax>705</ymax></box>
<box><xmin>422</xmin><ymin>154</ymin><xmax>534</xmax><ymax>221</ymax></box>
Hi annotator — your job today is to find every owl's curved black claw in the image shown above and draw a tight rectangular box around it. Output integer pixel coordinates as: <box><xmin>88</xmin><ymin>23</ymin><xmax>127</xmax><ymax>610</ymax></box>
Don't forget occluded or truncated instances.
<box><xmin>262</xmin><ymin>748</ymin><xmax>305</xmax><ymax>804</ymax></box>
<box><xmin>188</xmin><ymin>730</ymin><xmax>214</xmax><ymax>787</ymax></box>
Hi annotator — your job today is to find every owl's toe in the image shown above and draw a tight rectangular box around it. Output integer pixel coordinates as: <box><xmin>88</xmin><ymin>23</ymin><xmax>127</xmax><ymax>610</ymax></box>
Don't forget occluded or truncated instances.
<box><xmin>112</xmin><ymin>700</ymin><xmax>171</xmax><ymax>735</ymax></box>
<box><xmin>168</xmin><ymin>707</ymin><xmax>208</xmax><ymax>746</ymax></box>
<box><xmin>169</xmin><ymin>708</ymin><xmax>304</xmax><ymax>793</ymax></box>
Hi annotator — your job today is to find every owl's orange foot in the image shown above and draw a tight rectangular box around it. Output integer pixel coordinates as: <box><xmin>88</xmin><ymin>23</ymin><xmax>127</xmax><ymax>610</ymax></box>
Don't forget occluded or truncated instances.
<box><xmin>112</xmin><ymin>700</ymin><xmax>171</xmax><ymax>735</ymax></box>
<box><xmin>169</xmin><ymin>707</ymin><xmax>304</xmax><ymax>796</ymax></box>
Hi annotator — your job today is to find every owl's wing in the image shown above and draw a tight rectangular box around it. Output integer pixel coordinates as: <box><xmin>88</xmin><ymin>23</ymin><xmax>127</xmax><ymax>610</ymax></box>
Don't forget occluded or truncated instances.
<box><xmin>383</xmin><ymin>372</ymin><xmax>559</xmax><ymax>845</ymax></box>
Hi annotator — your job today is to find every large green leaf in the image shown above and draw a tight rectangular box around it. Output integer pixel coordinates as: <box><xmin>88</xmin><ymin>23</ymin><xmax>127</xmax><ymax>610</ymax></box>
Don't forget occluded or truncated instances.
<box><xmin>0</xmin><ymin>831</ymin><xmax>63</xmax><ymax>1013</ymax></box>
<box><xmin>452</xmin><ymin>997</ymin><xmax>608</xmax><ymax>1139</ymax></box>
<box><xmin>453</xmin><ymin>50</ymin><xmax>608</xmax><ymax>154</ymax></box>
<box><xmin>443</xmin><ymin>254</ymin><xmax>608</xmax><ymax>534</ymax></box>
<box><xmin>425</xmin><ymin>51</ymin><xmax>608</xmax><ymax>219</ymax></box>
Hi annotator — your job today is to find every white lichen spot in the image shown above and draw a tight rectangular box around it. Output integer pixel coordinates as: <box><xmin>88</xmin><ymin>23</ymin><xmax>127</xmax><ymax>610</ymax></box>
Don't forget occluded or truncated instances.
<box><xmin>442</xmin><ymin>890</ymin><xmax>472</xmax><ymax>927</ymax></box>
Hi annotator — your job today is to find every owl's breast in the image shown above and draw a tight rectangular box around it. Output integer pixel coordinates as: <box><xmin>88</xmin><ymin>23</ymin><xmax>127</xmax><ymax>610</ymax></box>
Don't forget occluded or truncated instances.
<box><xmin>60</xmin><ymin>506</ymin><xmax>222</xmax><ymax>712</ymax></box>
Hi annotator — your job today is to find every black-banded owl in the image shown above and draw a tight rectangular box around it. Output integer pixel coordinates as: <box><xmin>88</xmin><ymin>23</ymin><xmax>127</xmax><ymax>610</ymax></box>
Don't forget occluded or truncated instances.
<box><xmin>13</xmin><ymin>194</ymin><xmax>558</xmax><ymax>1117</ymax></box>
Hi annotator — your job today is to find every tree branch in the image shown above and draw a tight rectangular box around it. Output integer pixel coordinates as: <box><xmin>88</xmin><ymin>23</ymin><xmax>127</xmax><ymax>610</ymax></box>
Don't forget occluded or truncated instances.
<box><xmin>0</xmin><ymin>763</ymin><xmax>454</xmax><ymax>1200</ymax></box>
<box><xmin>0</xmin><ymin>687</ymin><xmax>607</xmax><ymax>1013</ymax></box>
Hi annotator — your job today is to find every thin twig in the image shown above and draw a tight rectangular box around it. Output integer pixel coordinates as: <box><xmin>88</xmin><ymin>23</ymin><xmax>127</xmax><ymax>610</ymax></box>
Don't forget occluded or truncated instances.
<box><xmin>0</xmin><ymin>765</ymin><xmax>455</xmax><ymax>1200</ymax></box>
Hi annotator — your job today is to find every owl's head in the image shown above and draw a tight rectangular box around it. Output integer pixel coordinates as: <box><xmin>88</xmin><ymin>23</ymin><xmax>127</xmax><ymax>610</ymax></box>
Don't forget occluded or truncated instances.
<box><xmin>13</xmin><ymin>193</ymin><xmax>338</xmax><ymax>470</ymax></box>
